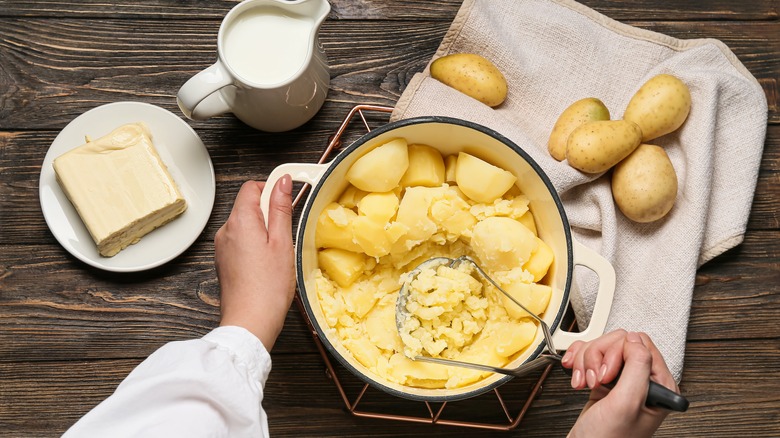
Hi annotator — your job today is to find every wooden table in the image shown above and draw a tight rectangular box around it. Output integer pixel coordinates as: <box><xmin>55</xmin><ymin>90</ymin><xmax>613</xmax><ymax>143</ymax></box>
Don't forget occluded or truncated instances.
<box><xmin>1</xmin><ymin>1</ymin><xmax>777</xmax><ymax>436</ymax></box>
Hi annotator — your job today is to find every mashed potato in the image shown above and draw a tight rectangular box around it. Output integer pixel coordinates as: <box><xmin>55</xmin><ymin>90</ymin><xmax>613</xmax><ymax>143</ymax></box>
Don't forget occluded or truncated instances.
<box><xmin>314</xmin><ymin>141</ymin><xmax>553</xmax><ymax>389</ymax></box>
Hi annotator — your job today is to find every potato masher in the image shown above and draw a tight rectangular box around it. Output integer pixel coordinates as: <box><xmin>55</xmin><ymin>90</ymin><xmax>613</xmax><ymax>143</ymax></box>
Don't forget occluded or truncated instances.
<box><xmin>396</xmin><ymin>255</ymin><xmax>689</xmax><ymax>412</ymax></box>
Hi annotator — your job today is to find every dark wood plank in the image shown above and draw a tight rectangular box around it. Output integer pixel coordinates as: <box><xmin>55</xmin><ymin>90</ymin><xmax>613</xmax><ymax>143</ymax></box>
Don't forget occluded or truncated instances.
<box><xmin>1</xmin><ymin>339</ymin><xmax>778</xmax><ymax>436</ymax></box>
<box><xmin>1</xmin><ymin>0</ymin><xmax>777</xmax><ymax>21</ymax></box>
<box><xmin>0</xmin><ymin>18</ymin><xmax>777</xmax><ymax>130</ymax></box>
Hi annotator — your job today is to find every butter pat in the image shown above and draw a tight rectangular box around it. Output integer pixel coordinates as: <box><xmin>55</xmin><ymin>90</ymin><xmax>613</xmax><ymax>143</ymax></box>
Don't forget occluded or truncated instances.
<box><xmin>53</xmin><ymin>123</ymin><xmax>187</xmax><ymax>257</ymax></box>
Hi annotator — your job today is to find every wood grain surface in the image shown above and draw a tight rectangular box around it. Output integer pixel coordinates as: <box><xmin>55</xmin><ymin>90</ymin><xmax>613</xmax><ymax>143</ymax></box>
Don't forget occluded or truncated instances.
<box><xmin>1</xmin><ymin>0</ymin><xmax>778</xmax><ymax>436</ymax></box>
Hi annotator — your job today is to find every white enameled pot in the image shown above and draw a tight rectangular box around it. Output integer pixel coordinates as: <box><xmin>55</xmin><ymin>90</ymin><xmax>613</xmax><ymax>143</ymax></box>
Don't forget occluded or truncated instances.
<box><xmin>260</xmin><ymin>116</ymin><xmax>615</xmax><ymax>402</ymax></box>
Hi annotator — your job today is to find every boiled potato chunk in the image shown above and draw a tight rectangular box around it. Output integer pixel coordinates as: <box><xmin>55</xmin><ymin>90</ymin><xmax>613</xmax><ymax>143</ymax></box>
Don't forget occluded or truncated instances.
<box><xmin>612</xmin><ymin>144</ymin><xmax>678</xmax><ymax>223</ymax></box>
<box><xmin>357</xmin><ymin>192</ymin><xmax>399</xmax><ymax>223</ymax></box>
<box><xmin>364</xmin><ymin>298</ymin><xmax>403</xmax><ymax>351</ymax></box>
<box><xmin>338</xmin><ymin>184</ymin><xmax>368</xmax><ymax>208</ymax></box>
<box><xmin>400</xmin><ymin>144</ymin><xmax>446</xmax><ymax>187</ymax></box>
<box><xmin>517</xmin><ymin>210</ymin><xmax>537</xmax><ymax>236</ymax></box>
<box><xmin>430</xmin><ymin>195</ymin><xmax>477</xmax><ymax>237</ymax></box>
<box><xmin>388</xmin><ymin>352</ymin><xmax>449</xmax><ymax>382</ymax></box>
<box><xmin>623</xmin><ymin>74</ymin><xmax>691</xmax><ymax>142</ymax></box>
<box><xmin>343</xmin><ymin>336</ymin><xmax>382</xmax><ymax>368</ymax></box>
<box><xmin>548</xmin><ymin>98</ymin><xmax>610</xmax><ymax>161</ymax></box>
<box><xmin>430</xmin><ymin>53</ymin><xmax>508</xmax><ymax>107</ymax></box>
<box><xmin>500</xmin><ymin>282</ymin><xmax>553</xmax><ymax>320</ymax></box>
<box><xmin>352</xmin><ymin>216</ymin><xmax>406</xmax><ymax>258</ymax></box>
<box><xmin>455</xmin><ymin>152</ymin><xmax>517</xmax><ymax>203</ymax></box>
<box><xmin>444</xmin><ymin>154</ymin><xmax>458</xmax><ymax>183</ymax></box>
<box><xmin>318</xmin><ymin>248</ymin><xmax>368</xmax><ymax>288</ymax></box>
<box><xmin>491</xmin><ymin>320</ymin><xmax>538</xmax><ymax>357</ymax></box>
<box><xmin>315</xmin><ymin>202</ymin><xmax>361</xmax><ymax>252</ymax></box>
<box><xmin>346</xmin><ymin>138</ymin><xmax>409</xmax><ymax>192</ymax></box>
<box><xmin>566</xmin><ymin>120</ymin><xmax>642</xmax><ymax>173</ymax></box>
<box><xmin>394</xmin><ymin>186</ymin><xmax>447</xmax><ymax>244</ymax></box>
<box><xmin>522</xmin><ymin>237</ymin><xmax>554</xmax><ymax>282</ymax></box>
<box><xmin>471</xmin><ymin>216</ymin><xmax>537</xmax><ymax>271</ymax></box>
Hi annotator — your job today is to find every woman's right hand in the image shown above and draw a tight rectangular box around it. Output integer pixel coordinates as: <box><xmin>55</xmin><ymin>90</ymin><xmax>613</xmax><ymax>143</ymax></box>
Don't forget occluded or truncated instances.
<box><xmin>562</xmin><ymin>330</ymin><xmax>678</xmax><ymax>438</ymax></box>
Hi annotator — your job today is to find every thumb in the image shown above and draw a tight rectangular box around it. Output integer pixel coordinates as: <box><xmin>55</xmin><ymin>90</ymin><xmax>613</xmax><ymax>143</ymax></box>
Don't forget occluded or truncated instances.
<box><xmin>268</xmin><ymin>174</ymin><xmax>293</xmax><ymax>240</ymax></box>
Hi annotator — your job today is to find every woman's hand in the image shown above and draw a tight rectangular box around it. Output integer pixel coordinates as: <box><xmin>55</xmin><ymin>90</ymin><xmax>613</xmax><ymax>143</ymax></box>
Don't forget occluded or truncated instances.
<box><xmin>562</xmin><ymin>330</ymin><xmax>678</xmax><ymax>438</ymax></box>
<box><xmin>215</xmin><ymin>176</ymin><xmax>295</xmax><ymax>351</ymax></box>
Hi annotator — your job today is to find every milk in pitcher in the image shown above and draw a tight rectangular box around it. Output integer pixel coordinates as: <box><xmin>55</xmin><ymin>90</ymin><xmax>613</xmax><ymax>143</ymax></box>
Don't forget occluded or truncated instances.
<box><xmin>224</xmin><ymin>7</ymin><xmax>313</xmax><ymax>85</ymax></box>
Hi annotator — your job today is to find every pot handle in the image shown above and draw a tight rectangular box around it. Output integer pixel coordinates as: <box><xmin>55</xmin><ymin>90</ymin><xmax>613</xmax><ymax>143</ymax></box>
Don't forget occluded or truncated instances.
<box><xmin>259</xmin><ymin>163</ymin><xmax>330</xmax><ymax>228</ymax></box>
<box><xmin>552</xmin><ymin>239</ymin><xmax>616</xmax><ymax>350</ymax></box>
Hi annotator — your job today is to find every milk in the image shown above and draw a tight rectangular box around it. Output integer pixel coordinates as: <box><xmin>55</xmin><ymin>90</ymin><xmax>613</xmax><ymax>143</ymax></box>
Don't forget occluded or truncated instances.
<box><xmin>224</xmin><ymin>7</ymin><xmax>313</xmax><ymax>85</ymax></box>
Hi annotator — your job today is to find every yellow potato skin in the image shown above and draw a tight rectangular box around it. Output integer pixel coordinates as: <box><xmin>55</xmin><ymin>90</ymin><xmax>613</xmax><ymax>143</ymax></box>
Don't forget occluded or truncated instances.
<box><xmin>430</xmin><ymin>53</ymin><xmax>508</xmax><ymax>107</ymax></box>
<box><xmin>548</xmin><ymin>98</ymin><xmax>610</xmax><ymax>161</ymax></box>
<box><xmin>566</xmin><ymin>120</ymin><xmax>642</xmax><ymax>173</ymax></box>
<box><xmin>623</xmin><ymin>74</ymin><xmax>691</xmax><ymax>142</ymax></box>
<box><xmin>612</xmin><ymin>144</ymin><xmax>678</xmax><ymax>223</ymax></box>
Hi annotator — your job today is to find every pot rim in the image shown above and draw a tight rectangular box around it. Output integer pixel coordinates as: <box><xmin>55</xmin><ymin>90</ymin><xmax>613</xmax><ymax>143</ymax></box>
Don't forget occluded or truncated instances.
<box><xmin>294</xmin><ymin>116</ymin><xmax>574</xmax><ymax>402</ymax></box>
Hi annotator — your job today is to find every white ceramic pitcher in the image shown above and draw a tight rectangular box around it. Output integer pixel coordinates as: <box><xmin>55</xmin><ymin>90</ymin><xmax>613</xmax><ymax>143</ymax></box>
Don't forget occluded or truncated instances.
<box><xmin>177</xmin><ymin>0</ymin><xmax>330</xmax><ymax>132</ymax></box>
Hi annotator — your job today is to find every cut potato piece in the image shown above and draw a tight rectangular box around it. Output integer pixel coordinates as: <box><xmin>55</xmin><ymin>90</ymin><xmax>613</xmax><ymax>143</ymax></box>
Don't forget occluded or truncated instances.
<box><xmin>399</xmin><ymin>144</ymin><xmax>446</xmax><ymax>187</ymax></box>
<box><xmin>492</xmin><ymin>320</ymin><xmax>538</xmax><ymax>357</ymax></box>
<box><xmin>357</xmin><ymin>192</ymin><xmax>399</xmax><ymax>223</ymax></box>
<box><xmin>500</xmin><ymin>282</ymin><xmax>552</xmax><ymax>320</ymax></box>
<box><xmin>517</xmin><ymin>210</ymin><xmax>537</xmax><ymax>236</ymax></box>
<box><xmin>346</xmin><ymin>138</ymin><xmax>409</xmax><ymax>192</ymax></box>
<box><xmin>455</xmin><ymin>152</ymin><xmax>517</xmax><ymax>203</ymax></box>
<box><xmin>338</xmin><ymin>185</ymin><xmax>368</xmax><ymax>208</ymax></box>
<box><xmin>444</xmin><ymin>154</ymin><xmax>458</xmax><ymax>183</ymax></box>
<box><xmin>318</xmin><ymin>248</ymin><xmax>368</xmax><ymax>288</ymax></box>
<box><xmin>352</xmin><ymin>216</ymin><xmax>406</xmax><ymax>258</ymax></box>
<box><xmin>315</xmin><ymin>203</ymin><xmax>361</xmax><ymax>252</ymax></box>
<box><xmin>522</xmin><ymin>237</ymin><xmax>554</xmax><ymax>282</ymax></box>
<box><xmin>471</xmin><ymin>217</ymin><xmax>537</xmax><ymax>271</ymax></box>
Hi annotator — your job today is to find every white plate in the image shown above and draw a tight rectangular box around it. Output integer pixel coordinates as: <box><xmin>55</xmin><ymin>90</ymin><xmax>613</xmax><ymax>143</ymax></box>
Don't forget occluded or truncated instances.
<box><xmin>39</xmin><ymin>101</ymin><xmax>215</xmax><ymax>272</ymax></box>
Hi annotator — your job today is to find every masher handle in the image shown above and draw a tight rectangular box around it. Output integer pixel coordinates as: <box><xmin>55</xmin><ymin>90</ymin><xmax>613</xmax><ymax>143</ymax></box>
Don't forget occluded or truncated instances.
<box><xmin>559</xmin><ymin>365</ymin><xmax>689</xmax><ymax>412</ymax></box>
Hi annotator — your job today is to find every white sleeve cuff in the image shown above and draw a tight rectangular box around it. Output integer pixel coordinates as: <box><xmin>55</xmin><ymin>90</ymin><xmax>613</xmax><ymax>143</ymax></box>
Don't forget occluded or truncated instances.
<box><xmin>203</xmin><ymin>325</ymin><xmax>272</xmax><ymax>387</ymax></box>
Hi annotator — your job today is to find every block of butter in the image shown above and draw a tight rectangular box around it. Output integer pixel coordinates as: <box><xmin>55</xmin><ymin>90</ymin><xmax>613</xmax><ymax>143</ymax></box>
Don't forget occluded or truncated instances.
<box><xmin>53</xmin><ymin>122</ymin><xmax>187</xmax><ymax>257</ymax></box>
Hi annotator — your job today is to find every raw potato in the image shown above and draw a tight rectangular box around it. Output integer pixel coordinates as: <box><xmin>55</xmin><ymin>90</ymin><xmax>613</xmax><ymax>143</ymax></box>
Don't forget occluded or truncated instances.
<box><xmin>548</xmin><ymin>98</ymin><xmax>610</xmax><ymax>161</ymax></box>
<box><xmin>623</xmin><ymin>74</ymin><xmax>691</xmax><ymax>141</ymax></box>
<box><xmin>455</xmin><ymin>152</ymin><xmax>517</xmax><ymax>203</ymax></box>
<box><xmin>346</xmin><ymin>138</ymin><xmax>409</xmax><ymax>192</ymax></box>
<box><xmin>400</xmin><ymin>144</ymin><xmax>446</xmax><ymax>187</ymax></box>
<box><xmin>612</xmin><ymin>144</ymin><xmax>678</xmax><ymax>223</ymax></box>
<box><xmin>566</xmin><ymin>120</ymin><xmax>642</xmax><ymax>173</ymax></box>
<box><xmin>430</xmin><ymin>53</ymin><xmax>508</xmax><ymax>107</ymax></box>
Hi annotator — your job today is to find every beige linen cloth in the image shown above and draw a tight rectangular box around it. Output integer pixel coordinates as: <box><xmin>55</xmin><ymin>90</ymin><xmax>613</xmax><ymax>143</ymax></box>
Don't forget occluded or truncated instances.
<box><xmin>390</xmin><ymin>0</ymin><xmax>767</xmax><ymax>381</ymax></box>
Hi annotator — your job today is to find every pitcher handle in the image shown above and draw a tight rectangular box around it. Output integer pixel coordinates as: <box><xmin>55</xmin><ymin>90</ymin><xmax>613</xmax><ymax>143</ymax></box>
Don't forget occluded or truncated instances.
<box><xmin>260</xmin><ymin>163</ymin><xmax>330</xmax><ymax>228</ymax></box>
<box><xmin>552</xmin><ymin>239</ymin><xmax>616</xmax><ymax>350</ymax></box>
<box><xmin>177</xmin><ymin>61</ymin><xmax>233</xmax><ymax>120</ymax></box>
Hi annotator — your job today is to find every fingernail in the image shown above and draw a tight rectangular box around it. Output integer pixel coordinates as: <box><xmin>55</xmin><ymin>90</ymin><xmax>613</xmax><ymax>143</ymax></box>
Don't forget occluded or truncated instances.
<box><xmin>599</xmin><ymin>364</ymin><xmax>608</xmax><ymax>382</ymax></box>
<box><xmin>561</xmin><ymin>350</ymin><xmax>573</xmax><ymax>364</ymax></box>
<box><xmin>586</xmin><ymin>369</ymin><xmax>597</xmax><ymax>388</ymax></box>
<box><xmin>572</xmin><ymin>369</ymin><xmax>583</xmax><ymax>388</ymax></box>
<box><xmin>627</xmin><ymin>331</ymin><xmax>642</xmax><ymax>343</ymax></box>
<box><xmin>278</xmin><ymin>174</ymin><xmax>292</xmax><ymax>195</ymax></box>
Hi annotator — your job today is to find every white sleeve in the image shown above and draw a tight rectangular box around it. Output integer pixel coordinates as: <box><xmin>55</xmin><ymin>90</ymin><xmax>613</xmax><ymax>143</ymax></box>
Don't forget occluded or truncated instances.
<box><xmin>63</xmin><ymin>326</ymin><xmax>272</xmax><ymax>438</ymax></box>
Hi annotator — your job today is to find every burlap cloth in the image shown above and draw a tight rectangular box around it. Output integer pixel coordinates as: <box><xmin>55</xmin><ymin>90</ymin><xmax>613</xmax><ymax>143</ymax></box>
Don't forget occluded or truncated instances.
<box><xmin>390</xmin><ymin>0</ymin><xmax>767</xmax><ymax>381</ymax></box>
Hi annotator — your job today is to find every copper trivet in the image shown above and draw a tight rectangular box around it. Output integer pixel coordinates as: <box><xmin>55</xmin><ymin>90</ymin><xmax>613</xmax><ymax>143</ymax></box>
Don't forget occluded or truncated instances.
<box><xmin>289</xmin><ymin>104</ymin><xmax>563</xmax><ymax>431</ymax></box>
